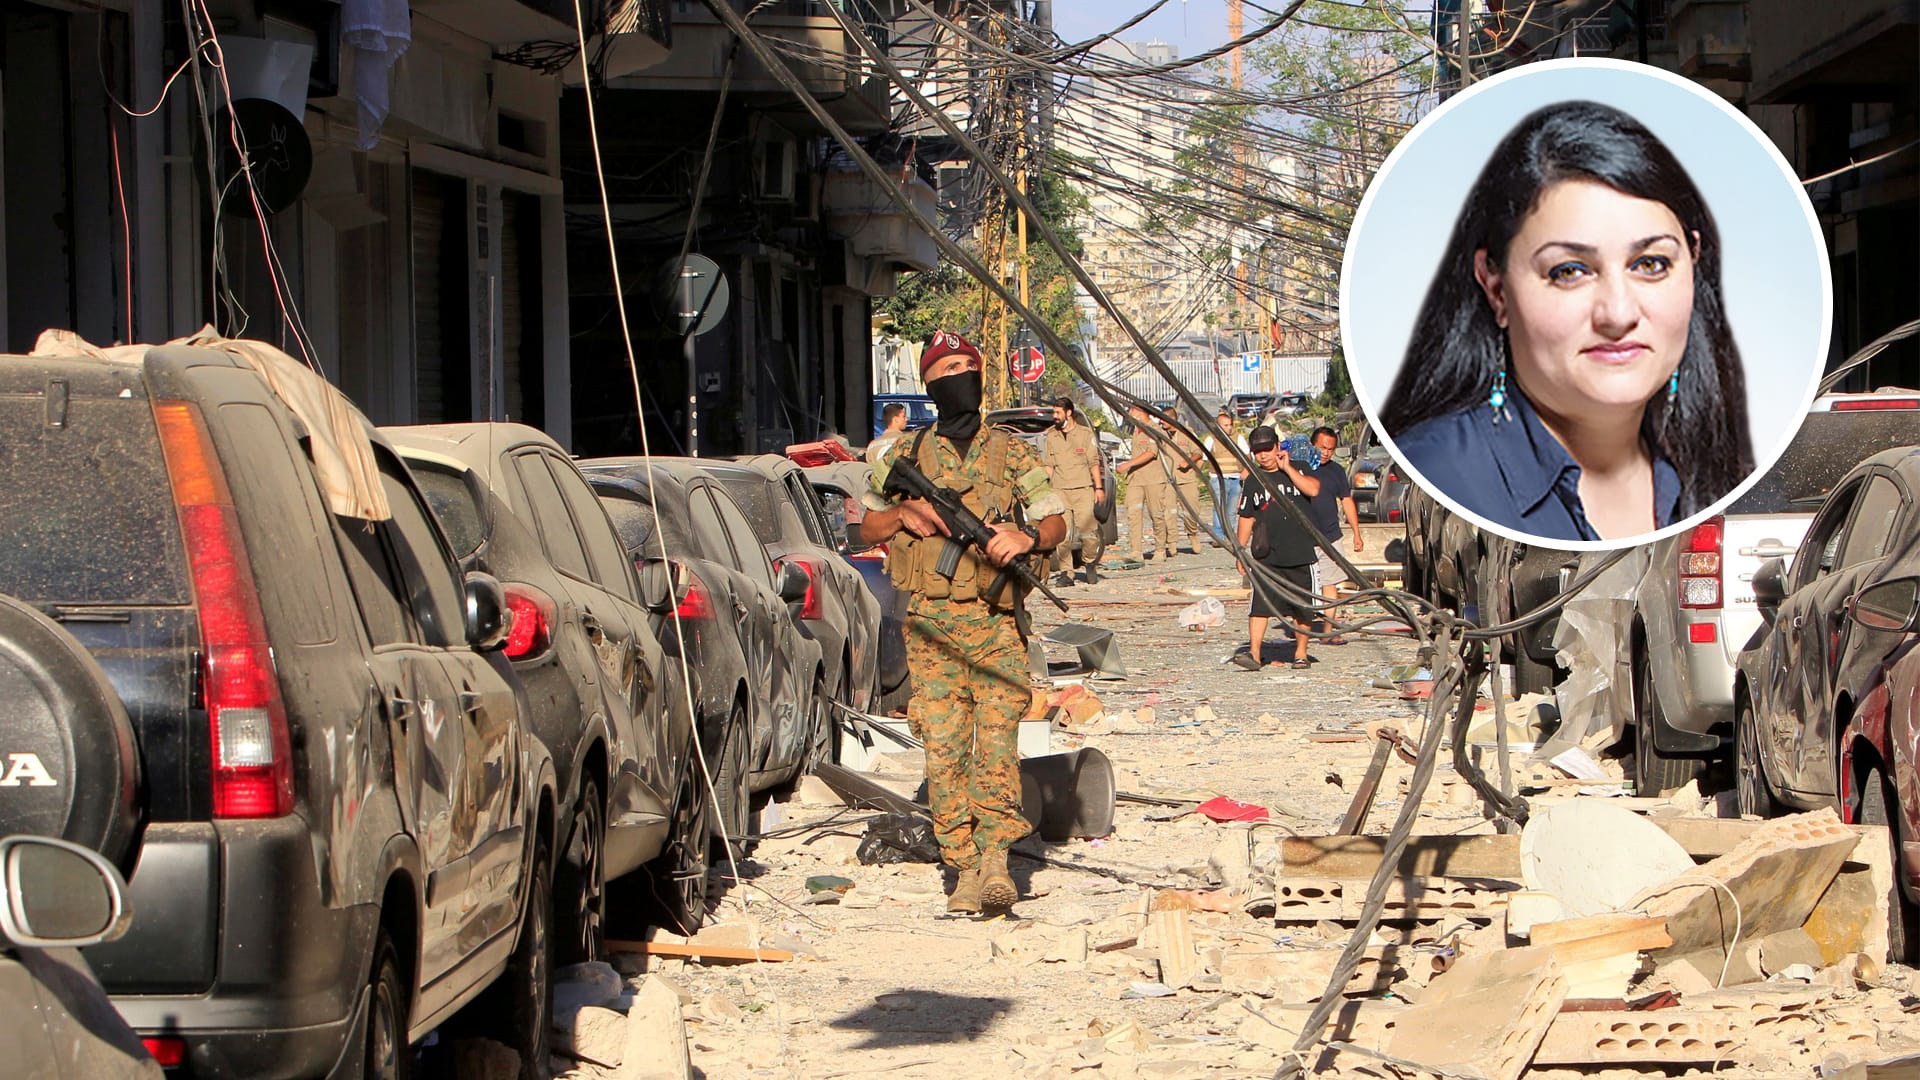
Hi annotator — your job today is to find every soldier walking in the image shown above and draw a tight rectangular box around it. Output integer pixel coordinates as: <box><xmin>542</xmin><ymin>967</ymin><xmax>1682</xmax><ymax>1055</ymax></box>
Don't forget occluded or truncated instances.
<box><xmin>861</xmin><ymin>331</ymin><xmax>1067</xmax><ymax>915</ymax></box>
<box><xmin>1121</xmin><ymin>403</ymin><xmax>1176</xmax><ymax>562</ymax></box>
<box><xmin>1043</xmin><ymin>394</ymin><xmax>1104</xmax><ymax>585</ymax></box>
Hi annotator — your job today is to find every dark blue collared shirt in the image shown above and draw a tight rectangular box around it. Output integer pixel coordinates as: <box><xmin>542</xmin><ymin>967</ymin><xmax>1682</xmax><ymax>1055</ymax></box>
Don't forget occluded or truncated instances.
<box><xmin>1394</xmin><ymin>384</ymin><xmax>1680</xmax><ymax>542</ymax></box>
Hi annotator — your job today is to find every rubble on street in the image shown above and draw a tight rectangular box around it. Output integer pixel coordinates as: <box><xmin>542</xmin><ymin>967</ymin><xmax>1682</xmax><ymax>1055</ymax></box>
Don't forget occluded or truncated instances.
<box><xmin>547</xmin><ymin>544</ymin><xmax>1920</xmax><ymax>1080</ymax></box>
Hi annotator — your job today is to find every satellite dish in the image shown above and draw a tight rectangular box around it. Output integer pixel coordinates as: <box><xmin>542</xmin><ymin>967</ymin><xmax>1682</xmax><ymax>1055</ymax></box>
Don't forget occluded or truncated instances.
<box><xmin>655</xmin><ymin>254</ymin><xmax>730</xmax><ymax>337</ymax></box>
<box><xmin>217</xmin><ymin>99</ymin><xmax>313</xmax><ymax>216</ymax></box>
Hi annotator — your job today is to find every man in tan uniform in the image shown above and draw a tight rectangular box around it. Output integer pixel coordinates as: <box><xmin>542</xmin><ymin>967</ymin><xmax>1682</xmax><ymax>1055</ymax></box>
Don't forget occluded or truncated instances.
<box><xmin>1160</xmin><ymin>417</ymin><xmax>1208</xmax><ymax>551</ymax></box>
<box><xmin>1121</xmin><ymin>403</ymin><xmax>1176</xmax><ymax>561</ymax></box>
<box><xmin>1042</xmin><ymin>395</ymin><xmax>1104</xmax><ymax>585</ymax></box>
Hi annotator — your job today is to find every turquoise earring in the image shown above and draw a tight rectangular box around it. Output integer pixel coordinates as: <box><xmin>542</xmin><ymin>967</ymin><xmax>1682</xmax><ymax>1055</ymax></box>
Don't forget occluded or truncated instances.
<box><xmin>1489</xmin><ymin>367</ymin><xmax>1513</xmax><ymax>424</ymax></box>
<box><xmin>1668</xmin><ymin>369</ymin><xmax>1679</xmax><ymax>406</ymax></box>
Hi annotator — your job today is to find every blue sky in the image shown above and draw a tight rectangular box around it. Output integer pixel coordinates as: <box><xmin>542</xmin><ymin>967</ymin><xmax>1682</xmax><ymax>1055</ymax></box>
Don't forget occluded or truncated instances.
<box><xmin>1052</xmin><ymin>0</ymin><xmax>1231</xmax><ymax>54</ymax></box>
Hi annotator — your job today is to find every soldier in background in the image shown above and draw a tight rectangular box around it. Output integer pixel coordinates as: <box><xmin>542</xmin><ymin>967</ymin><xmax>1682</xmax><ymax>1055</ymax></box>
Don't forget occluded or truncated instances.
<box><xmin>1043</xmin><ymin>395</ymin><xmax>1105</xmax><ymax>585</ymax></box>
<box><xmin>862</xmin><ymin>331</ymin><xmax>1067</xmax><ymax>915</ymax></box>
<box><xmin>1121</xmin><ymin>403</ymin><xmax>1176</xmax><ymax>562</ymax></box>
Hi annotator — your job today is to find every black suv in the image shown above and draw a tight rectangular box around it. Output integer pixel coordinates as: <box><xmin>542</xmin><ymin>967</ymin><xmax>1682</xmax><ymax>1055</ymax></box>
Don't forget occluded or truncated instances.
<box><xmin>0</xmin><ymin>343</ymin><xmax>556</xmax><ymax>1078</ymax></box>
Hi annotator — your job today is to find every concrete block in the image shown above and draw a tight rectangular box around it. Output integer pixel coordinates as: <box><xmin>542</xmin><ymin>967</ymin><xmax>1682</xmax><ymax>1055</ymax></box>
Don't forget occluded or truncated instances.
<box><xmin>619</xmin><ymin>975</ymin><xmax>692</xmax><ymax>1080</ymax></box>
<box><xmin>1385</xmin><ymin>945</ymin><xmax>1567</xmax><ymax>1080</ymax></box>
<box><xmin>554</xmin><ymin>1005</ymin><xmax>629</xmax><ymax>1068</ymax></box>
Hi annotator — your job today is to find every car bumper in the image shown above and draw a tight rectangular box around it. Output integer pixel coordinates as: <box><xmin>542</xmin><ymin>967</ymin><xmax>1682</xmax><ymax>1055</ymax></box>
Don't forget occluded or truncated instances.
<box><xmin>97</xmin><ymin>819</ymin><xmax>379</xmax><ymax>1079</ymax></box>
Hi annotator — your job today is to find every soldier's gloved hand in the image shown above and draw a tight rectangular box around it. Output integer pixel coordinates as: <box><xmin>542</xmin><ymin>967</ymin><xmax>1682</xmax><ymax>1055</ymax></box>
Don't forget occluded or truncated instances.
<box><xmin>984</xmin><ymin>523</ymin><xmax>1034</xmax><ymax>567</ymax></box>
<box><xmin>897</xmin><ymin>498</ymin><xmax>949</xmax><ymax>538</ymax></box>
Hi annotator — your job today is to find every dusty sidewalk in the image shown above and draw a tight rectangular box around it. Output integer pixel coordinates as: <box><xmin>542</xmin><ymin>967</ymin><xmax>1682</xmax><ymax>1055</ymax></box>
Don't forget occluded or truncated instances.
<box><xmin>554</xmin><ymin>542</ymin><xmax>1920</xmax><ymax>1080</ymax></box>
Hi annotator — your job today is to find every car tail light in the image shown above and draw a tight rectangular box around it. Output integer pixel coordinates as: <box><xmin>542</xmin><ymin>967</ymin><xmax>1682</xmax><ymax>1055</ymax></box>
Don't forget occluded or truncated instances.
<box><xmin>1387</xmin><ymin>472</ymin><xmax>1399</xmax><ymax>484</ymax></box>
<box><xmin>1830</xmin><ymin>398</ymin><xmax>1920</xmax><ymax>411</ymax></box>
<box><xmin>779</xmin><ymin>557</ymin><xmax>825</xmax><ymax>620</ymax></box>
<box><xmin>1689</xmin><ymin>622</ymin><xmax>1717</xmax><ymax>644</ymax></box>
<box><xmin>143</xmin><ymin>1037</ymin><xmax>186</xmax><ymax>1067</ymax></box>
<box><xmin>153</xmin><ymin>401</ymin><xmax>294</xmax><ymax>820</ymax></box>
<box><xmin>1679</xmin><ymin>516</ymin><xmax>1723</xmax><ymax>609</ymax></box>
<box><xmin>1387</xmin><ymin>508</ymin><xmax>1402</xmax><ymax>523</ymax></box>
<box><xmin>674</xmin><ymin>568</ymin><xmax>716</xmax><ymax>620</ymax></box>
<box><xmin>502</xmin><ymin>583</ymin><xmax>556</xmax><ymax>660</ymax></box>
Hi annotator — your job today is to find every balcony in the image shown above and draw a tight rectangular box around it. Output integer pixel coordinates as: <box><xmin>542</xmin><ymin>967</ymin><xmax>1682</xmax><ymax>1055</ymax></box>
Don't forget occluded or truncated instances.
<box><xmin>604</xmin><ymin>0</ymin><xmax>900</xmax><ymax>134</ymax></box>
<box><xmin>414</xmin><ymin>0</ymin><xmax>669</xmax><ymax>58</ymax></box>
<box><xmin>1670</xmin><ymin>0</ymin><xmax>1750</xmax><ymax>80</ymax></box>
<box><xmin>1749</xmin><ymin>0</ymin><xmax>1919</xmax><ymax>104</ymax></box>
<box><xmin>825</xmin><ymin>162</ymin><xmax>939</xmax><ymax>273</ymax></box>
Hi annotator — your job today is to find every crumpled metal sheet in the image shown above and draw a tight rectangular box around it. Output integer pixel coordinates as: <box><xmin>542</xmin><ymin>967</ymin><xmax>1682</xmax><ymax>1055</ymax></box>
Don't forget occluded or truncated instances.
<box><xmin>1544</xmin><ymin>548</ymin><xmax>1650</xmax><ymax>757</ymax></box>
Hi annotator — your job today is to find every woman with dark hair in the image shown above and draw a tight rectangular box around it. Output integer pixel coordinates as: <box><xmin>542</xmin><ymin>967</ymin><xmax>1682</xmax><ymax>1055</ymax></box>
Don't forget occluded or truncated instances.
<box><xmin>1380</xmin><ymin>100</ymin><xmax>1752</xmax><ymax>541</ymax></box>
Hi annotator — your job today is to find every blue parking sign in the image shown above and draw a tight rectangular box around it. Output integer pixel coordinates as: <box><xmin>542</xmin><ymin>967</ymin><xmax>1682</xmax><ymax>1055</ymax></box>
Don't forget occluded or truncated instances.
<box><xmin>1240</xmin><ymin>351</ymin><xmax>1262</xmax><ymax>373</ymax></box>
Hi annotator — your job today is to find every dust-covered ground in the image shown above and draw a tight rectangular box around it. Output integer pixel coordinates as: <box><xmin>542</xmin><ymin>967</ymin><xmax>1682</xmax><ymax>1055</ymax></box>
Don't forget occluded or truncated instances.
<box><xmin>550</xmin><ymin>538</ymin><xmax>1920</xmax><ymax>1080</ymax></box>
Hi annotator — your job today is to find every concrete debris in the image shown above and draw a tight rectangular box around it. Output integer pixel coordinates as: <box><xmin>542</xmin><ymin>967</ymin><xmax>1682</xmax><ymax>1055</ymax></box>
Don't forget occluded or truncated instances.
<box><xmin>620</xmin><ymin>975</ymin><xmax>694</xmax><ymax>1080</ymax></box>
<box><xmin>1385</xmin><ymin>945</ymin><xmax>1569</xmax><ymax>1080</ymax></box>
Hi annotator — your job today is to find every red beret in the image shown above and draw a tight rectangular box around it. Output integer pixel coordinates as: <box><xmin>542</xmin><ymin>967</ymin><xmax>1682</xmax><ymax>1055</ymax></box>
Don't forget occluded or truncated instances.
<box><xmin>921</xmin><ymin>330</ymin><xmax>981</xmax><ymax>377</ymax></box>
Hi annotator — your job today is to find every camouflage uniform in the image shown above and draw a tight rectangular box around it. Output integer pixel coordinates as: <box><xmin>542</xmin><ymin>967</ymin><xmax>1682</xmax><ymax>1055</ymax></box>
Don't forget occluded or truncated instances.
<box><xmin>865</xmin><ymin>429</ymin><xmax>1065</xmax><ymax>871</ymax></box>
<box><xmin>1042</xmin><ymin>421</ymin><xmax>1103</xmax><ymax>573</ymax></box>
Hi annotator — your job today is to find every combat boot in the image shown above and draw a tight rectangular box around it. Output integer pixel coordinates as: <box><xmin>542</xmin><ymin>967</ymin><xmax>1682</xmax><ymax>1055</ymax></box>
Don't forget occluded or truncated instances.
<box><xmin>1083</xmin><ymin>561</ymin><xmax>1099</xmax><ymax>585</ymax></box>
<box><xmin>979</xmin><ymin>849</ymin><xmax>1018</xmax><ymax>912</ymax></box>
<box><xmin>947</xmin><ymin>868</ymin><xmax>982</xmax><ymax>914</ymax></box>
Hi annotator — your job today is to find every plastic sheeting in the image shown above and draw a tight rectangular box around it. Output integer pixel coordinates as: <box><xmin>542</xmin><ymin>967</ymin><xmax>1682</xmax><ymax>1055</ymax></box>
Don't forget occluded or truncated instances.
<box><xmin>29</xmin><ymin>328</ymin><xmax>391</xmax><ymax>522</ymax></box>
<box><xmin>1542</xmin><ymin>546</ymin><xmax>1650</xmax><ymax>758</ymax></box>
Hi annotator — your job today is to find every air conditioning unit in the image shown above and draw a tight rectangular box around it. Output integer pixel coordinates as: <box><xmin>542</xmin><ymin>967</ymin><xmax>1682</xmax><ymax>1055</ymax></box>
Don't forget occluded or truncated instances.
<box><xmin>754</xmin><ymin>138</ymin><xmax>797</xmax><ymax>203</ymax></box>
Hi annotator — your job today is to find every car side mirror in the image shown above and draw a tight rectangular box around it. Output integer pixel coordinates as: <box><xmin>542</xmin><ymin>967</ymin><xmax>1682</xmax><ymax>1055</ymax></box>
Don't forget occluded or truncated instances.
<box><xmin>463</xmin><ymin>572</ymin><xmax>508</xmax><ymax>650</ymax></box>
<box><xmin>777</xmin><ymin>561</ymin><xmax>810</xmax><ymax>604</ymax></box>
<box><xmin>0</xmin><ymin>835</ymin><xmax>131</xmax><ymax>948</ymax></box>
<box><xmin>1752</xmin><ymin>558</ymin><xmax>1788</xmax><ymax>618</ymax></box>
<box><xmin>637</xmin><ymin>559</ymin><xmax>675</xmax><ymax>613</ymax></box>
<box><xmin>1851</xmin><ymin>577</ymin><xmax>1920</xmax><ymax>633</ymax></box>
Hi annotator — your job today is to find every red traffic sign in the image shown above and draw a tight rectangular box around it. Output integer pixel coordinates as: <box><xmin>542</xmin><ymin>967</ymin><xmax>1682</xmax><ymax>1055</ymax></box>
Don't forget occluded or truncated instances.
<box><xmin>1010</xmin><ymin>346</ymin><xmax>1045</xmax><ymax>383</ymax></box>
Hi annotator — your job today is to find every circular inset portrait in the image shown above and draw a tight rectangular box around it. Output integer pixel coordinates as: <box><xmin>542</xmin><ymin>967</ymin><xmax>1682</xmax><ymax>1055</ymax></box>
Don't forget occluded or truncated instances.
<box><xmin>1342</xmin><ymin>58</ymin><xmax>1830</xmax><ymax>549</ymax></box>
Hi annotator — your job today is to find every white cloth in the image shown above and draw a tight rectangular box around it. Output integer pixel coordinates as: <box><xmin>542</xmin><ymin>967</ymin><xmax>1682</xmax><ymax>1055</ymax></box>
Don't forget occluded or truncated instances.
<box><xmin>342</xmin><ymin>0</ymin><xmax>411</xmax><ymax>150</ymax></box>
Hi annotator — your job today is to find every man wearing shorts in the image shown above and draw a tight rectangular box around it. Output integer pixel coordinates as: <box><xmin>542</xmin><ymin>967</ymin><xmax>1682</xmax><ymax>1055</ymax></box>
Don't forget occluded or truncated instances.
<box><xmin>1233</xmin><ymin>426</ymin><xmax>1322</xmax><ymax>670</ymax></box>
<box><xmin>1305</xmin><ymin>425</ymin><xmax>1362</xmax><ymax>644</ymax></box>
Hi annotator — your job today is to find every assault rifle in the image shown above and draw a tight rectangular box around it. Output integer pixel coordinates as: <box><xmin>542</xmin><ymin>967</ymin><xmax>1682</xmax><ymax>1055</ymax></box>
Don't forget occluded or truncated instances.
<box><xmin>882</xmin><ymin>456</ymin><xmax>1069</xmax><ymax>614</ymax></box>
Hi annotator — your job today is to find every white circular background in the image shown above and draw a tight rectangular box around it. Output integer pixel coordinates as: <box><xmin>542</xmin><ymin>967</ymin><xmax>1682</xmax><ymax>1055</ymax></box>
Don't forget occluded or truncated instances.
<box><xmin>1340</xmin><ymin>58</ymin><xmax>1832</xmax><ymax>550</ymax></box>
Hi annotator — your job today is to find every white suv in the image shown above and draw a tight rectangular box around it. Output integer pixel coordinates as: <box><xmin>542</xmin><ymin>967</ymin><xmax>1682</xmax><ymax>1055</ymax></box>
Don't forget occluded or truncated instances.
<box><xmin>1625</xmin><ymin>390</ymin><xmax>1920</xmax><ymax>793</ymax></box>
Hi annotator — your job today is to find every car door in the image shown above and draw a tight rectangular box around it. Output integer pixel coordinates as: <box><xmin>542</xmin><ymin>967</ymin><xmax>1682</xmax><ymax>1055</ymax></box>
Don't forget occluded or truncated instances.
<box><xmin>333</xmin><ymin>452</ymin><xmax>521</xmax><ymax>987</ymax></box>
<box><xmin>546</xmin><ymin>450</ymin><xmax>682</xmax><ymax>819</ymax></box>
<box><xmin>1773</xmin><ymin>476</ymin><xmax>1870</xmax><ymax>793</ymax></box>
<box><xmin>1798</xmin><ymin>473</ymin><xmax>1907</xmax><ymax>794</ymax></box>
<box><xmin>702</xmin><ymin>482</ymin><xmax>804</xmax><ymax>774</ymax></box>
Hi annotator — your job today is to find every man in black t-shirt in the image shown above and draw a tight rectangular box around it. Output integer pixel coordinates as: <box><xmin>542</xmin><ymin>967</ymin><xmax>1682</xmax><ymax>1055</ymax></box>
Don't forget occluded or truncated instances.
<box><xmin>1233</xmin><ymin>426</ymin><xmax>1322</xmax><ymax>671</ymax></box>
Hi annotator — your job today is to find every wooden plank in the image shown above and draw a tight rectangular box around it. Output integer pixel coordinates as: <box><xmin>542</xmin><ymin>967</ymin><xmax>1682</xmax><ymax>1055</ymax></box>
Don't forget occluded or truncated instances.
<box><xmin>1531</xmin><ymin>913</ymin><xmax>1668</xmax><ymax>947</ymax></box>
<box><xmin>1542</xmin><ymin>921</ymin><xmax>1673</xmax><ymax>967</ymax></box>
<box><xmin>1280</xmin><ymin>834</ymin><xmax>1521</xmax><ymax>879</ymax></box>
<box><xmin>1151</xmin><ymin>909</ymin><xmax>1198</xmax><ymax>990</ymax></box>
<box><xmin>607</xmin><ymin>940</ymin><xmax>794</xmax><ymax>963</ymax></box>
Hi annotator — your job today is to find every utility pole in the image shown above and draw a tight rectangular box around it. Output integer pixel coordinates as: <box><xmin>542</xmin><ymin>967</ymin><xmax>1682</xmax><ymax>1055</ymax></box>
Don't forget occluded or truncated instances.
<box><xmin>1458</xmin><ymin>2</ymin><xmax>1473</xmax><ymax>88</ymax></box>
<box><xmin>1228</xmin><ymin>0</ymin><xmax>1249</xmax><ymax>317</ymax></box>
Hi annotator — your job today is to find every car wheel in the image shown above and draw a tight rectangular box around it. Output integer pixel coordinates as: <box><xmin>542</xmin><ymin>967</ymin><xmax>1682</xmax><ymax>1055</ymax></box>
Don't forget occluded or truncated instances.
<box><xmin>1631</xmin><ymin>644</ymin><xmax>1705</xmax><ymax>796</ymax></box>
<box><xmin>1857</xmin><ymin>761</ymin><xmax>1918</xmax><ymax>963</ymax></box>
<box><xmin>638</xmin><ymin>758</ymin><xmax>714</xmax><ymax>937</ymax></box>
<box><xmin>488</xmin><ymin>832</ymin><xmax>554</xmax><ymax>1080</ymax></box>
<box><xmin>364</xmin><ymin>929</ymin><xmax>411</xmax><ymax>1080</ymax></box>
<box><xmin>712</xmin><ymin>703</ymin><xmax>753</xmax><ymax>862</ymax></box>
<box><xmin>554</xmin><ymin>778</ymin><xmax>605</xmax><ymax>965</ymax></box>
<box><xmin>1511</xmin><ymin>649</ymin><xmax>1555</xmax><ymax>698</ymax></box>
<box><xmin>1735</xmin><ymin>698</ymin><xmax>1780</xmax><ymax>818</ymax></box>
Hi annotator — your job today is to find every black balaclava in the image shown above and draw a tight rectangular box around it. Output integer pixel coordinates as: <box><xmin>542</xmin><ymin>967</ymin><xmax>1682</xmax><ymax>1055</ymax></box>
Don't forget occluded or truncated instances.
<box><xmin>929</xmin><ymin>369</ymin><xmax>983</xmax><ymax>443</ymax></box>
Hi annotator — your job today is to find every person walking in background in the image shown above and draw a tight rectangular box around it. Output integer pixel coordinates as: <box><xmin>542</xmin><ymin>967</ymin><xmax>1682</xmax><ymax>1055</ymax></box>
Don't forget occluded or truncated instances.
<box><xmin>1305</xmin><ymin>425</ymin><xmax>1362</xmax><ymax>644</ymax></box>
<box><xmin>1161</xmin><ymin>416</ymin><xmax>1208</xmax><ymax>551</ymax></box>
<box><xmin>868</xmin><ymin>402</ymin><xmax>909</xmax><ymax>465</ymax></box>
<box><xmin>1234</xmin><ymin>426</ymin><xmax>1322</xmax><ymax>671</ymax></box>
<box><xmin>862</xmin><ymin>331</ymin><xmax>1067</xmax><ymax>915</ymax></box>
<box><xmin>1043</xmin><ymin>395</ymin><xmax>1105</xmax><ymax>585</ymax></box>
<box><xmin>1121</xmin><ymin>403</ymin><xmax>1175</xmax><ymax>562</ymax></box>
<box><xmin>1205</xmin><ymin>408</ymin><xmax>1247</xmax><ymax>545</ymax></box>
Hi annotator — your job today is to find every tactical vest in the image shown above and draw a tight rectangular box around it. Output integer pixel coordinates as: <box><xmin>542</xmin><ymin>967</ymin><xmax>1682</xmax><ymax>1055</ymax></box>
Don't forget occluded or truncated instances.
<box><xmin>888</xmin><ymin>428</ymin><xmax>1018</xmax><ymax>608</ymax></box>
